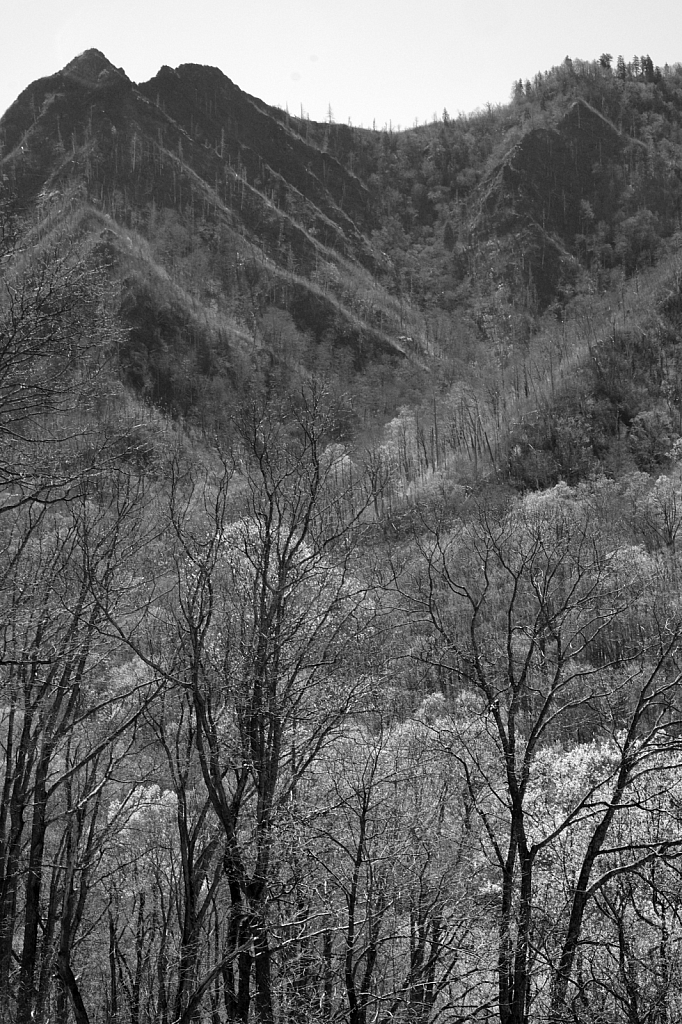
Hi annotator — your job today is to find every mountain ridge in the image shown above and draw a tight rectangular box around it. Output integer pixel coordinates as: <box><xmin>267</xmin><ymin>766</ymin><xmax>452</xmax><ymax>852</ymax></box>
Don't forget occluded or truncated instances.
<box><xmin>4</xmin><ymin>49</ymin><xmax>682</xmax><ymax>483</ymax></box>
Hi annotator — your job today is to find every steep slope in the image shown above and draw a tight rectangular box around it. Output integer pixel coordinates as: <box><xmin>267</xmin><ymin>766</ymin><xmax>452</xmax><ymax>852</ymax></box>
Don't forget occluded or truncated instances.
<box><xmin>6</xmin><ymin>49</ymin><xmax>682</xmax><ymax>488</ymax></box>
<box><xmin>0</xmin><ymin>49</ymin><xmax>409</xmax><ymax>377</ymax></box>
<box><xmin>473</xmin><ymin>100</ymin><xmax>631</xmax><ymax>306</ymax></box>
<box><xmin>0</xmin><ymin>49</ymin><xmax>373</xmax><ymax>264</ymax></box>
<box><xmin>480</xmin><ymin>101</ymin><xmax>625</xmax><ymax>238</ymax></box>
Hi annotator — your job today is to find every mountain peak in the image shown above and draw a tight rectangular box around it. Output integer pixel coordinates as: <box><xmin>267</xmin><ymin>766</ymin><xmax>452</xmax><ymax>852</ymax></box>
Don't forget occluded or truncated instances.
<box><xmin>61</xmin><ymin>49</ymin><xmax>128</xmax><ymax>86</ymax></box>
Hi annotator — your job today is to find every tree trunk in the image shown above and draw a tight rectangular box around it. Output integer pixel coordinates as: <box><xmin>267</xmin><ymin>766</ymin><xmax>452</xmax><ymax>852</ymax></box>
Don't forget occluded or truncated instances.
<box><xmin>54</xmin><ymin>952</ymin><xmax>91</xmax><ymax>1024</ymax></box>
<box><xmin>16</xmin><ymin>753</ymin><xmax>51</xmax><ymax>1024</ymax></box>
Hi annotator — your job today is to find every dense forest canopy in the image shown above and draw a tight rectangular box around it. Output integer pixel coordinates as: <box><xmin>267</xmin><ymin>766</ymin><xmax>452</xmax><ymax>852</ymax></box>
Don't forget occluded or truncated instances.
<box><xmin>5</xmin><ymin>48</ymin><xmax>682</xmax><ymax>1024</ymax></box>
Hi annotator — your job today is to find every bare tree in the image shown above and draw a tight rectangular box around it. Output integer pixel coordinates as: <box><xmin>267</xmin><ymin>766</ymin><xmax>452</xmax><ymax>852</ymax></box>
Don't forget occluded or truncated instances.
<box><xmin>0</xmin><ymin>192</ymin><xmax>121</xmax><ymax>515</ymax></box>
<box><xmin>124</xmin><ymin>385</ymin><xmax>380</xmax><ymax>1022</ymax></box>
<box><xmin>403</xmin><ymin>486</ymin><xmax>682</xmax><ymax>1024</ymax></box>
<box><xmin>0</xmin><ymin>470</ymin><xmax>154</xmax><ymax>1024</ymax></box>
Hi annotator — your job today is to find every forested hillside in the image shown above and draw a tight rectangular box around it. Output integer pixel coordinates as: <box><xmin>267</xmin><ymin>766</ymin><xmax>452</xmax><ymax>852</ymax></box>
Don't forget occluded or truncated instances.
<box><xmin>4</xmin><ymin>49</ymin><xmax>682</xmax><ymax>1024</ymax></box>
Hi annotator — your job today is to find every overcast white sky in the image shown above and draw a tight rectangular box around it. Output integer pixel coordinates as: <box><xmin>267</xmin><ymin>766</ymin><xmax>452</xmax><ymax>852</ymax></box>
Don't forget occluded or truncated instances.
<box><xmin>1</xmin><ymin>1</ymin><xmax>681</xmax><ymax>129</ymax></box>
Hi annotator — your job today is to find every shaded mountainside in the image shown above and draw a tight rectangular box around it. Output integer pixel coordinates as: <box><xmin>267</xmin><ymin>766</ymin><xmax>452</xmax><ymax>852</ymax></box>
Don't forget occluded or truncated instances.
<box><xmin>473</xmin><ymin>100</ymin><xmax>628</xmax><ymax>306</ymax></box>
<box><xmin>4</xmin><ymin>50</ymin><xmax>682</xmax><ymax>484</ymax></box>
<box><xmin>0</xmin><ymin>49</ymin><xmax>375</xmax><ymax>265</ymax></box>
<box><xmin>0</xmin><ymin>49</ymin><xmax>407</xmax><ymax>413</ymax></box>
